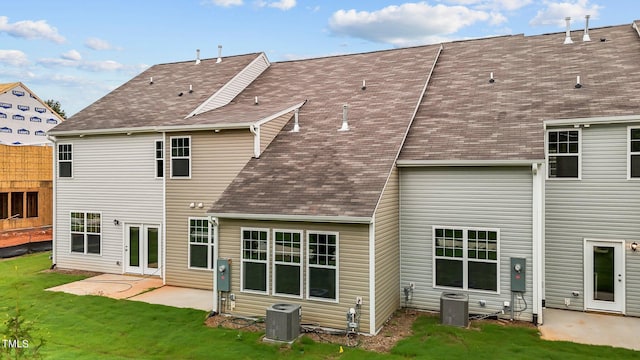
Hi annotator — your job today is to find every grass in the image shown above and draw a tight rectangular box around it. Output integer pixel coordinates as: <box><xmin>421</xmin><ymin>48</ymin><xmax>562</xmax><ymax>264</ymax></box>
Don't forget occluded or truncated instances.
<box><xmin>1</xmin><ymin>253</ymin><xmax>639</xmax><ymax>359</ymax></box>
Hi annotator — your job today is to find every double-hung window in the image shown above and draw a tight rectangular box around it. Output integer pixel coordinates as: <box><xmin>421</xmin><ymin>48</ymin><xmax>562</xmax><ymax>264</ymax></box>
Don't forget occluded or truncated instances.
<box><xmin>155</xmin><ymin>140</ymin><xmax>164</xmax><ymax>178</ymax></box>
<box><xmin>307</xmin><ymin>232</ymin><xmax>338</xmax><ymax>301</ymax></box>
<box><xmin>434</xmin><ymin>227</ymin><xmax>499</xmax><ymax>292</ymax></box>
<box><xmin>547</xmin><ymin>129</ymin><xmax>580</xmax><ymax>178</ymax></box>
<box><xmin>170</xmin><ymin>137</ymin><xmax>190</xmax><ymax>178</ymax></box>
<box><xmin>58</xmin><ymin>144</ymin><xmax>72</xmax><ymax>178</ymax></box>
<box><xmin>189</xmin><ymin>218</ymin><xmax>214</xmax><ymax>269</ymax></box>
<box><xmin>629</xmin><ymin>127</ymin><xmax>640</xmax><ymax>178</ymax></box>
<box><xmin>242</xmin><ymin>228</ymin><xmax>268</xmax><ymax>293</ymax></box>
<box><xmin>70</xmin><ymin>212</ymin><xmax>101</xmax><ymax>254</ymax></box>
<box><xmin>273</xmin><ymin>230</ymin><xmax>303</xmax><ymax>297</ymax></box>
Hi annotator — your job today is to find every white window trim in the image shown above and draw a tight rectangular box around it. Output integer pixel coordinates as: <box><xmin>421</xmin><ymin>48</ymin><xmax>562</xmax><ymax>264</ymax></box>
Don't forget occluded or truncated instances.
<box><xmin>69</xmin><ymin>211</ymin><xmax>102</xmax><ymax>256</ymax></box>
<box><xmin>272</xmin><ymin>229</ymin><xmax>304</xmax><ymax>299</ymax></box>
<box><xmin>306</xmin><ymin>231</ymin><xmax>339</xmax><ymax>303</ymax></box>
<box><xmin>240</xmin><ymin>227</ymin><xmax>270</xmax><ymax>295</ymax></box>
<box><xmin>58</xmin><ymin>143</ymin><xmax>73</xmax><ymax>179</ymax></box>
<box><xmin>627</xmin><ymin>126</ymin><xmax>640</xmax><ymax>180</ymax></box>
<box><xmin>545</xmin><ymin>128</ymin><xmax>582</xmax><ymax>180</ymax></box>
<box><xmin>188</xmin><ymin>217</ymin><xmax>214</xmax><ymax>271</ymax></box>
<box><xmin>169</xmin><ymin>135</ymin><xmax>191</xmax><ymax>179</ymax></box>
<box><xmin>155</xmin><ymin>140</ymin><xmax>164</xmax><ymax>179</ymax></box>
<box><xmin>432</xmin><ymin>226</ymin><xmax>500</xmax><ymax>295</ymax></box>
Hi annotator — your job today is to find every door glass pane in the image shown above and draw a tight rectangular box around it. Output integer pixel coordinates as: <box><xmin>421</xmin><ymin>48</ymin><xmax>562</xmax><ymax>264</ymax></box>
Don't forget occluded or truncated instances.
<box><xmin>129</xmin><ymin>227</ymin><xmax>140</xmax><ymax>267</ymax></box>
<box><xmin>147</xmin><ymin>227</ymin><xmax>159</xmax><ymax>269</ymax></box>
<box><xmin>593</xmin><ymin>246</ymin><xmax>615</xmax><ymax>302</ymax></box>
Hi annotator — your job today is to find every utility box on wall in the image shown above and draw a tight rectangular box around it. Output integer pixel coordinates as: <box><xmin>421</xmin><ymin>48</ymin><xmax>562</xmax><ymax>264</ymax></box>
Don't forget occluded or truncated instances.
<box><xmin>217</xmin><ymin>258</ymin><xmax>231</xmax><ymax>292</ymax></box>
<box><xmin>510</xmin><ymin>257</ymin><xmax>526</xmax><ymax>292</ymax></box>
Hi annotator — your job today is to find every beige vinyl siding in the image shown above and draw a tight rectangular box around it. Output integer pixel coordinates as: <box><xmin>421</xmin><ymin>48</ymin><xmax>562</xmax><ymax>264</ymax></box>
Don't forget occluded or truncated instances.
<box><xmin>373</xmin><ymin>166</ymin><xmax>400</xmax><ymax>331</ymax></box>
<box><xmin>218</xmin><ymin>219</ymin><xmax>374</xmax><ymax>333</ymax></box>
<box><xmin>400</xmin><ymin>166</ymin><xmax>534</xmax><ymax>321</ymax></box>
<box><xmin>545</xmin><ymin>123</ymin><xmax>640</xmax><ymax>315</ymax></box>
<box><xmin>165</xmin><ymin>129</ymin><xmax>254</xmax><ymax>289</ymax></box>
<box><xmin>259</xmin><ymin>112</ymin><xmax>293</xmax><ymax>154</ymax></box>
<box><xmin>54</xmin><ymin>134</ymin><xmax>163</xmax><ymax>273</ymax></box>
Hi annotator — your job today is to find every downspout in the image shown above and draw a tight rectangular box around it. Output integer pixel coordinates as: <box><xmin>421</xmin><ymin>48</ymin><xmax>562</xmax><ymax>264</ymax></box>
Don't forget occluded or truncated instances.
<box><xmin>47</xmin><ymin>135</ymin><xmax>57</xmax><ymax>267</ymax></box>
<box><xmin>211</xmin><ymin>216</ymin><xmax>219</xmax><ymax>313</ymax></box>
<box><xmin>250</xmin><ymin>124</ymin><xmax>260</xmax><ymax>158</ymax></box>
<box><xmin>162</xmin><ymin>131</ymin><xmax>167</xmax><ymax>284</ymax></box>
<box><xmin>532</xmin><ymin>163</ymin><xmax>545</xmax><ymax>325</ymax></box>
<box><xmin>369</xmin><ymin>218</ymin><xmax>376</xmax><ymax>334</ymax></box>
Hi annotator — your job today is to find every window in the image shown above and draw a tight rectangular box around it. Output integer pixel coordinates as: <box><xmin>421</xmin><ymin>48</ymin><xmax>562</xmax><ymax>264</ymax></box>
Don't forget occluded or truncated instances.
<box><xmin>58</xmin><ymin>144</ymin><xmax>72</xmax><ymax>177</ymax></box>
<box><xmin>26</xmin><ymin>192</ymin><xmax>38</xmax><ymax>218</ymax></box>
<box><xmin>70</xmin><ymin>212</ymin><xmax>101</xmax><ymax>254</ymax></box>
<box><xmin>434</xmin><ymin>227</ymin><xmax>499</xmax><ymax>292</ymax></box>
<box><xmin>547</xmin><ymin>129</ymin><xmax>580</xmax><ymax>178</ymax></box>
<box><xmin>10</xmin><ymin>192</ymin><xmax>23</xmax><ymax>219</ymax></box>
<box><xmin>170</xmin><ymin>137</ymin><xmax>190</xmax><ymax>178</ymax></box>
<box><xmin>273</xmin><ymin>230</ymin><xmax>303</xmax><ymax>297</ymax></box>
<box><xmin>307</xmin><ymin>232</ymin><xmax>338</xmax><ymax>301</ymax></box>
<box><xmin>241</xmin><ymin>228</ymin><xmax>268</xmax><ymax>293</ymax></box>
<box><xmin>155</xmin><ymin>140</ymin><xmax>164</xmax><ymax>178</ymax></box>
<box><xmin>629</xmin><ymin>127</ymin><xmax>640</xmax><ymax>178</ymax></box>
<box><xmin>0</xmin><ymin>193</ymin><xmax>8</xmax><ymax>219</ymax></box>
<box><xmin>189</xmin><ymin>218</ymin><xmax>214</xmax><ymax>269</ymax></box>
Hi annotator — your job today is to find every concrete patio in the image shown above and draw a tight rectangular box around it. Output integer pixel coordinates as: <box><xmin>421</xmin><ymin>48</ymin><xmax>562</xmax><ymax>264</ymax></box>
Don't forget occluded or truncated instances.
<box><xmin>539</xmin><ymin>308</ymin><xmax>640</xmax><ymax>351</ymax></box>
<box><xmin>46</xmin><ymin>274</ymin><xmax>213</xmax><ymax>311</ymax></box>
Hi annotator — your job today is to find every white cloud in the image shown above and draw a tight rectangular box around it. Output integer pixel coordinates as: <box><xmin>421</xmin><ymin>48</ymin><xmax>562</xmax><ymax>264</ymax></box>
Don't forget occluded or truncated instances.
<box><xmin>529</xmin><ymin>0</ymin><xmax>601</xmax><ymax>27</ymax></box>
<box><xmin>61</xmin><ymin>50</ymin><xmax>82</xmax><ymax>61</ymax></box>
<box><xmin>0</xmin><ymin>50</ymin><xmax>29</xmax><ymax>66</ymax></box>
<box><xmin>267</xmin><ymin>0</ymin><xmax>296</xmax><ymax>10</ymax></box>
<box><xmin>489</xmin><ymin>11</ymin><xmax>508</xmax><ymax>25</ymax></box>
<box><xmin>328</xmin><ymin>3</ymin><xmax>490</xmax><ymax>46</ymax></box>
<box><xmin>209</xmin><ymin>0</ymin><xmax>243</xmax><ymax>6</ymax></box>
<box><xmin>441</xmin><ymin>0</ymin><xmax>532</xmax><ymax>11</ymax></box>
<box><xmin>85</xmin><ymin>37</ymin><xmax>117</xmax><ymax>51</ymax></box>
<box><xmin>0</xmin><ymin>16</ymin><xmax>65</xmax><ymax>43</ymax></box>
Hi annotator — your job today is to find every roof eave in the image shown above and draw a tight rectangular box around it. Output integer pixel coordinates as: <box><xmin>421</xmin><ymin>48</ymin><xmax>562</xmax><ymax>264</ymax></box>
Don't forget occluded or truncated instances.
<box><xmin>206</xmin><ymin>212</ymin><xmax>372</xmax><ymax>224</ymax></box>
<box><xmin>397</xmin><ymin>159</ymin><xmax>545</xmax><ymax>167</ymax></box>
<box><xmin>543</xmin><ymin>114</ymin><xmax>640</xmax><ymax>129</ymax></box>
<box><xmin>48</xmin><ymin>122</ymin><xmax>256</xmax><ymax>137</ymax></box>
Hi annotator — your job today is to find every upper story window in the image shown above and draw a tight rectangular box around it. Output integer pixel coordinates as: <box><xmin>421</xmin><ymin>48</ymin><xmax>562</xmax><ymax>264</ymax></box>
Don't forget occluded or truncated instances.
<box><xmin>58</xmin><ymin>144</ymin><xmax>72</xmax><ymax>178</ymax></box>
<box><xmin>170</xmin><ymin>136</ymin><xmax>190</xmax><ymax>178</ymax></box>
<box><xmin>155</xmin><ymin>140</ymin><xmax>164</xmax><ymax>178</ymax></box>
<box><xmin>629</xmin><ymin>127</ymin><xmax>640</xmax><ymax>179</ymax></box>
<box><xmin>434</xmin><ymin>227</ymin><xmax>499</xmax><ymax>292</ymax></box>
<box><xmin>547</xmin><ymin>129</ymin><xmax>580</xmax><ymax>179</ymax></box>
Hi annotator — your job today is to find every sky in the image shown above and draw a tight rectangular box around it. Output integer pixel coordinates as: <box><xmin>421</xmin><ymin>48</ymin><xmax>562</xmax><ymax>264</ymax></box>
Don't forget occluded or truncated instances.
<box><xmin>1</xmin><ymin>0</ymin><xmax>638</xmax><ymax>116</ymax></box>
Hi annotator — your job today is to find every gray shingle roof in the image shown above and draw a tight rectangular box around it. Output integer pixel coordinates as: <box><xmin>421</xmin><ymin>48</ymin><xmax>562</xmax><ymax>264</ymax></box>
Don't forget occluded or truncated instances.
<box><xmin>50</xmin><ymin>53</ymin><xmax>261</xmax><ymax>133</ymax></box>
<box><xmin>208</xmin><ymin>45</ymin><xmax>442</xmax><ymax>219</ymax></box>
<box><xmin>400</xmin><ymin>24</ymin><xmax>640</xmax><ymax>161</ymax></box>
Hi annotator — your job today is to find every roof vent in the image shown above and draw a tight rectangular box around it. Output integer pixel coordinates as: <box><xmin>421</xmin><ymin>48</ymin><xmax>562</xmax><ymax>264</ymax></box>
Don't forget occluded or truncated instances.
<box><xmin>361</xmin><ymin>80</ymin><xmax>366</xmax><ymax>90</ymax></box>
<box><xmin>216</xmin><ymin>45</ymin><xmax>222</xmax><ymax>64</ymax></box>
<box><xmin>189</xmin><ymin>84</ymin><xmax>193</xmax><ymax>93</ymax></box>
<box><xmin>564</xmin><ymin>17</ymin><xmax>573</xmax><ymax>44</ymax></box>
<box><xmin>489</xmin><ymin>72</ymin><xmax>495</xmax><ymax>83</ymax></box>
<box><xmin>291</xmin><ymin>108</ymin><xmax>300</xmax><ymax>132</ymax></box>
<box><xmin>149</xmin><ymin>77</ymin><xmax>153</xmax><ymax>84</ymax></box>
<box><xmin>195</xmin><ymin>49</ymin><xmax>201</xmax><ymax>64</ymax></box>
<box><xmin>338</xmin><ymin>104</ymin><xmax>349</xmax><ymax>131</ymax></box>
<box><xmin>254</xmin><ymin>96</ymin><xmax>259</xmax><ymax>105</ymax></box>
<box><xmin>575</xmin><ymin>75</ymin><xmax>582</xmax><ymax>88</ymax></box>
<box><xmin>583</xmin><ymin>15</ymin><xmax>591</xmax><ymax>42</ymax></box>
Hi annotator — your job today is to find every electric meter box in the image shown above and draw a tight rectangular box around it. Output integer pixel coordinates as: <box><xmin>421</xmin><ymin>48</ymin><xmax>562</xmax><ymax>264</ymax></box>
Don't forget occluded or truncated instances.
<box><xmin>217</xmin><ymin>258</ymin><xmax>231</xmax><ymax>292</ymax></box>
<box><xmin>510</xmin><ymin>257</ymin><xmax>526</xmax><ymax>292</ymax></box>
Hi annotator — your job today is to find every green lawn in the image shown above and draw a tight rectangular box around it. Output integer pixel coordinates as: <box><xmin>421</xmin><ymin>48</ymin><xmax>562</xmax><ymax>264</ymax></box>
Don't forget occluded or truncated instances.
<box><xmin>1</xmin><ymin>253</ymin><xmax>638</xmax><ymax>359</ymax></box>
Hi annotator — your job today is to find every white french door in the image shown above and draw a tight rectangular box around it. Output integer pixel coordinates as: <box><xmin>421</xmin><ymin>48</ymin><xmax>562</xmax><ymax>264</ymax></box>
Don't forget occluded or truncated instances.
<box><xmin>125</xmin><ymin>224</ymin><xmax>161</xmax><ymax>275</ymax></box>
<box><xmin>584</xmin><ymin>239</ymin><xmax>625</xmax><ymax>313</ymax></box>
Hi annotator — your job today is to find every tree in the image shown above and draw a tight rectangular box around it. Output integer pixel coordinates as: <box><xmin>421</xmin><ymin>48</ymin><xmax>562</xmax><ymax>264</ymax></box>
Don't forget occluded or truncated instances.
<box><xmin>45</xmin><ymin>99</ymin><xmax>66</xmax><ymax>119</ymax></box>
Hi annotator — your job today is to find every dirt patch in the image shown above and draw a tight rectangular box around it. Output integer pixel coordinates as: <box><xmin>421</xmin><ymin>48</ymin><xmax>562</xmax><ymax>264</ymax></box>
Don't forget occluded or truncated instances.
<box><xmin>0</xmin><ymin>227</ymin><xmax>52</xmax><ymax>248</ymax></box>
<box><xmin>42</xmin><ymin>267</ymin><xmax>104</xmax><ymax>277</ymax></box>
<box><xmin>205</xmin><ymin>309</ymin><xmax>536</xmax><ymax>353</ymax></box>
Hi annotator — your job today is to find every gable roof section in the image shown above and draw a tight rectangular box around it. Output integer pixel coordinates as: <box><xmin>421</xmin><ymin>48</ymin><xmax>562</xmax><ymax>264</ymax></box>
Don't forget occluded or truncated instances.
<box><xmin>399</xmin><ymin>23</ymin><xmax>640</xmax><ymax>162</ymax></box>
<box><xmin>208</xmin><ymin>45</ymin><xmax>442</xmax><ymax>220</ymax></box>
<box><xmin>0</xmin><ymin>82</ymin><xmax>20</xmax><ymax>94</ymax></box>
<box><xmin>49</xmin><ymin>53</ymin><xmax>264</xmax><ymax>135</ymax></box>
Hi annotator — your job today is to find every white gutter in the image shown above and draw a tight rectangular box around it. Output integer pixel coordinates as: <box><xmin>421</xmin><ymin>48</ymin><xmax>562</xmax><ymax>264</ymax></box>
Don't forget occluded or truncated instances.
<box><xmin>397</xmin><ymin>159</ymin><xmax>544</xmax><ymax>167</ymax></box>
<box><xmin>544</xmin><ymin>114</ymin><xmax>640</xmax><ymax>129</ymax></box>
<box><xmin>205</xmin><ymin>212</ymin><xmax>372</xmax><ymax>224</ymax></box>
<box><xmin>161</xmin><ymin>131</ymin><xmax>167</xmax><ymax>285</ymax></box>
<box><xmin>254</xmin><ymin>101</ymin><xmax>307</xmax><ymax>127</ymax></box>
<box><xmin>211</xmin><ymin>216</ymin><xmax>219</xmax><ymax>313</ymax></box>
